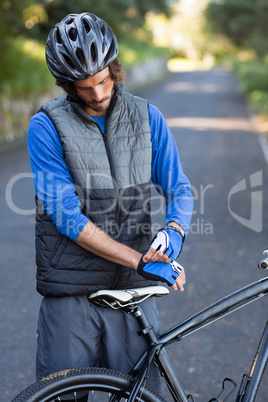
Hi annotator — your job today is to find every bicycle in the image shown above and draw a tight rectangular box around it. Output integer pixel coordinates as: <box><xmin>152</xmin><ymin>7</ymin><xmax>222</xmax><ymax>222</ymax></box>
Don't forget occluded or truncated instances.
<box><xmin>12</xmin><ymin>250</ymin><xmax>268</xmax><ymax>402</ymax></box>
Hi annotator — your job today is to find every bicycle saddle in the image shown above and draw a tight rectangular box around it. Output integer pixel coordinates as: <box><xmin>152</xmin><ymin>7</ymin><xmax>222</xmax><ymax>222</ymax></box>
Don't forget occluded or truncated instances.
<box><xmin>88</xmin><ymin>286</ymin><xmax>169</xmax><ymax>308</ymax></box>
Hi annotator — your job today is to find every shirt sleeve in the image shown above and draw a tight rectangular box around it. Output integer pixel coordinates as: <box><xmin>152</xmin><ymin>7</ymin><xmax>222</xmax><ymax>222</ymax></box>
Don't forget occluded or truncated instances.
<box><xmin>149</xmin><ymin>104</ymin><xmax>193</xmax><ymax>236</ymax></box>
<box><xmin>27</xmin><ymin>112</ymin><xmax>89</xmax><ymax>242</ymax></box>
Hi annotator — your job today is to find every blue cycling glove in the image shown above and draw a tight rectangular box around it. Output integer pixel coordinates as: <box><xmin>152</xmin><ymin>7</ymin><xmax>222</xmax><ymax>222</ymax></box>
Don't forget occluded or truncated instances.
<box><xmin>137</xmin><ymin>258</ymin><xmax>184</xmax><ymax>287</ymax></box>
<box><xmin>150</xmin><ymin>226</ymin><xmax>184</xmax><ymax>261</ymax></box>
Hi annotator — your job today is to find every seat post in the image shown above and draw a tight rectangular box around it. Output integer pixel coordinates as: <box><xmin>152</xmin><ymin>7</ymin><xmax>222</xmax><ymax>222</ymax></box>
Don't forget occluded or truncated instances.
<box><xmin>131</xmin><ymin>305</ymin><xmax>159</xmax><ymax>345</ymax></box>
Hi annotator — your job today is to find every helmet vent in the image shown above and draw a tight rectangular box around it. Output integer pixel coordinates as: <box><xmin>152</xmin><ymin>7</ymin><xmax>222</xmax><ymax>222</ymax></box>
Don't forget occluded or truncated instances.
<box><xmin>91</xmin><ymin>43</ymin><xmax>96</xmax><ymax>63</ymax></box>
<box><xmin>55</xmin><ymin>28</ymin><xmax>62</xmax><ymax>44</ymax></box>
<box><xmin>65</xmin><ymin>18</ymin><xmax>74</xmax><ymax>25</ymax></box>
<box><xmin>102</xmin><ymin>39</ymin><xmax>106</xmax><ymax>53</ymax></box>
<box><xmin>99</xmin><ymin>23</ymin><xmax>106</xmax><ymax>36</ymax></box>
<box><xmin>69</xmin><ymin>28</ymin><xmax>78</xmax><ymax>41</ymax></box>
<box><xmin>60</xmin><ymin>52</ymin><xmax>75</xmax><ymax>69</ymax></box>
<box><xmin>76</xmin><ymin>48</ymin><xmax>86</xmax><ymax>65</ymax></box>
<box><xmin>103</xmin><ymin>39</ymin><xmax>116</xmax><ymax>65</ymax></box>
<box><xmin>82</xmin><ymin>18</ymin><xmax>91</xmax><ymax>34</ymax></box>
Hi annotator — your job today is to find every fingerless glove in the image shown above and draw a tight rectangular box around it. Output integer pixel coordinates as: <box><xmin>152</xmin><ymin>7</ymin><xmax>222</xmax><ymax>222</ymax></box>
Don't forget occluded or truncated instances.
<box><xmin>149</xmin><ymin>226</ymin><xmax>184</xmax><ymax>260</ymax></box>
<box><xmin>137</xmin><ymin>257</ymin><xmax>183</xmax><ymax>287</ymax></box>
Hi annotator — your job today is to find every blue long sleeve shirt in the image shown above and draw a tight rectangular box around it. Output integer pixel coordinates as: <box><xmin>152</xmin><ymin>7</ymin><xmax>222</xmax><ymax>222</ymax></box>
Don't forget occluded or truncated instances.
<box><xmin>28</xmin><ymin>103</ymin><xmax>193</xmax><ymax>242</ymax></box>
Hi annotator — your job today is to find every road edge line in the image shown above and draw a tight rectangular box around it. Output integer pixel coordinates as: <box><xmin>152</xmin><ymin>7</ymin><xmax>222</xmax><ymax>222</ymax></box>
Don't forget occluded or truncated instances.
<box><xmin>258</xmin><ymin>132</ymin><xmax>268</xmax><ymax>165</ymax></box>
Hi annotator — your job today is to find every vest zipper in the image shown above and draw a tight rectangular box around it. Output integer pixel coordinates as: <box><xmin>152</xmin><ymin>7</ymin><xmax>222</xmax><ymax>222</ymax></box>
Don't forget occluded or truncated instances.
<box><xmin>100</xmin><ymin>129</ymin><xmax>121</xmax><ymax>234</ymax></box>
<box><xmin>103</xmin><ymin>108</ymin><xmax>123</xmax><ymax>289</ymax></box>
<box><xmin>91</xmin><ymin>94</ymin><xmax>123</xmax><ymax>288</ymax></box>
<box><xmin>91</xmin><ymin>116</ymin><xmax>121</xmax><ymax>240</ymax></box>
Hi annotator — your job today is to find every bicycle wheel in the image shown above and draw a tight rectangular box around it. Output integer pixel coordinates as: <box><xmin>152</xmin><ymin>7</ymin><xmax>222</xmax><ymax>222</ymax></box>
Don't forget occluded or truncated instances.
<box><xmin>12</xmin><ymin>367</ymin><xmax>165</xmax><ymax>402</ymax></box>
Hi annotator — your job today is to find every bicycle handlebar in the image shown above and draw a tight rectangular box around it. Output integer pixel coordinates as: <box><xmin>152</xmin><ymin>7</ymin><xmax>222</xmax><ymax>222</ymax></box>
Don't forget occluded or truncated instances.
<box><xmin>258</xmin><ymin>249</ymin><xmax>268</xmax><ymax>270</ymax></box>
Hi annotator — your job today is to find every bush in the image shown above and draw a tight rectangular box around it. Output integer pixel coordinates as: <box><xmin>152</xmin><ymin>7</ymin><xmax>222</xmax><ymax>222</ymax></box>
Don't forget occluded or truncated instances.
<box><xmin>234</xmin><ymin>59</ymin><xmax>268</xmax><ymax>94</ymax></box>
<box><xmin>233</xmin><ymin>58</ymin><xmax>268</xmax><ymax>120</ymax></box>
<box><xmin>249</xmin><ymin>91</ymin><xmax>268</xmax><ymax>117</ymax></box>
<box><xmin>0</xmin><ymin>37</ymin><xmax>54</xmax><ymax>99</ymax></box>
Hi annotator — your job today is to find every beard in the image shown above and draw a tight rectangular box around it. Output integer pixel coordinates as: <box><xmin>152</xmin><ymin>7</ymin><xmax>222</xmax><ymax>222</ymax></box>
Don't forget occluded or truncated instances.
<box><xmin>74</xmin><ymin>83</ymin><xmax>115</xmax><ymax>114</ymax></box>
<box><xmin>85</xmin><ymin>96</ymin><xmax>111</xmax><ymax>113</ymax></box>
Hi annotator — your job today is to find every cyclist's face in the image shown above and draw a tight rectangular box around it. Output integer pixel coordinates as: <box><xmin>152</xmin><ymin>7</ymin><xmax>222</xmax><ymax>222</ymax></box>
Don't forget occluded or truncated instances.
<box><xmin>74</xmin><ymin>67</ymin><xmax>114</xmax><ymax>116</ymax></box>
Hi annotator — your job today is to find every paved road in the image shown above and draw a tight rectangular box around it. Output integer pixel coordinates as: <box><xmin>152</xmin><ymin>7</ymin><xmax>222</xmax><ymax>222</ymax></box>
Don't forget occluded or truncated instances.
<box><xmin>0</xmin><ymin>67</ymin><xmax>267</xmax><ymax>401</ymax></box>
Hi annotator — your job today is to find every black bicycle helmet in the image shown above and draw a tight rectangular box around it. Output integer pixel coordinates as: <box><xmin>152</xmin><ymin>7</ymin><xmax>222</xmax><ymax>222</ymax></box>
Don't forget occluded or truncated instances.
<box><xmin>45</xmin><ymin>12</ymin><xmax>119</xmax><ymax>82</ymax></box>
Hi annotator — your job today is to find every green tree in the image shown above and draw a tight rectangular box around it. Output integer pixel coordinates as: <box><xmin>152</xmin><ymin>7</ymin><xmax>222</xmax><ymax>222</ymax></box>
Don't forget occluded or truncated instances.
<box><xmin>1</xmin><ymin>0</ymin><xmax>170</xmax><ymax>42</ymax></box>
<box><xmin>205</xmin><ymin>0</ymin><xmax>268</xmax><ymax>58</ymax></box>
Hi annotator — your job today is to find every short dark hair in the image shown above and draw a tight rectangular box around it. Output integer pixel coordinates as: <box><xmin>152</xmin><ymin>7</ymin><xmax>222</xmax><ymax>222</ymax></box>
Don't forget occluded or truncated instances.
<box><xmin>56</xmin><ymin>57</ymin><xmax>127</xmax><ymax>102</ymax></box>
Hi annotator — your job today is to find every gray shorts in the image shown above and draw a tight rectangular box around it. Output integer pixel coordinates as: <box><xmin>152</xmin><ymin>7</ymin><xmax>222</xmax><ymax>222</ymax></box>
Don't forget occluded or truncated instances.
<box><xmin>36</xmin><ymin>295</ymin><xmax>162</xmax><ymax>392</ymax></box>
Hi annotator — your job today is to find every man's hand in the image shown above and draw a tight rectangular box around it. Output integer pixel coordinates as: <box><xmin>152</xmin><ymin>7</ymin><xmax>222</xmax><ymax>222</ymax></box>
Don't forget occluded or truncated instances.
<box><xmin>143</xmin><ymin>225</ymin><xmax>184</xmax><ymax>264</ymax></box>
<box><xmin>137</xmin><ymin>257</ymin><xmax>186</xmax><ymax>291</ymax></box>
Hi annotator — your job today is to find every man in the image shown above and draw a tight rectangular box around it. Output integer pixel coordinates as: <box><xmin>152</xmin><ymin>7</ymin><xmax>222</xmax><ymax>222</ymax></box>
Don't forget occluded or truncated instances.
<box><xmin>28</xmin><ymin>12</ymin><xmax>193</xmax><ymax>400</ymax></box>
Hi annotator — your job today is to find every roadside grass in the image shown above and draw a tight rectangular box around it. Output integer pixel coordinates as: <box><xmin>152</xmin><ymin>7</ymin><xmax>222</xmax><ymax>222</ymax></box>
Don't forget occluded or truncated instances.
<box><xmin>0</xmin><ymin>37</ymin><xmax>54</xmax><ymax>99</ymax></box>
<box><xmin>232</xmin><ymin>58</ymin><xmax>268</xmax><ymax>135</ymax></box>
<box><xmin>0</xmin><ymin>37</ymin><xmax>55</xmax><ymax>139</ymax></box>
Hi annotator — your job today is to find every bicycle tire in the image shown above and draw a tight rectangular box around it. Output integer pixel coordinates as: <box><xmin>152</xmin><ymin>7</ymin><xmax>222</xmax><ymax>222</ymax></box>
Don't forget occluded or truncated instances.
<box><xmin>12</xmin><ymin>367</ymin><xmax>166</xmax><ymax>402</ymax></box>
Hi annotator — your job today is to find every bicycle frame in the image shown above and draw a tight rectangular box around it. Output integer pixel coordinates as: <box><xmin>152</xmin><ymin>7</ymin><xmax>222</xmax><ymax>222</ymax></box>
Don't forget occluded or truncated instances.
<box><xmin>129</xmin><ymin>277</ymin><xmax>268</xmax><ymax>402</ymax></box>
